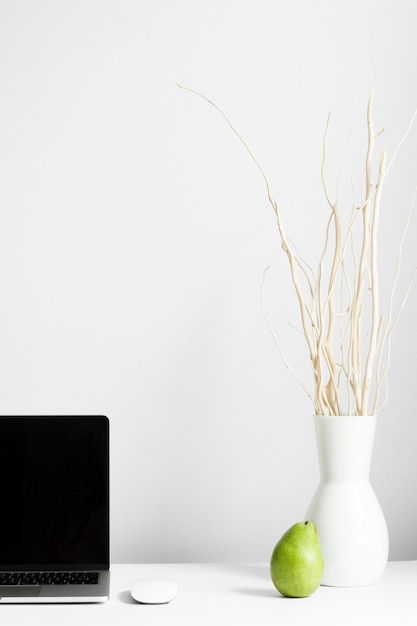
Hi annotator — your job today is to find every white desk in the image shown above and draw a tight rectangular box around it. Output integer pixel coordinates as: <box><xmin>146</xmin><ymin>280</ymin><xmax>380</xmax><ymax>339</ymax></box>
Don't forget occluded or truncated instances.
<box><xmin>1</xmin><ymin>562</ymin><xmax>416</xmax><ymax>625</ymax></box>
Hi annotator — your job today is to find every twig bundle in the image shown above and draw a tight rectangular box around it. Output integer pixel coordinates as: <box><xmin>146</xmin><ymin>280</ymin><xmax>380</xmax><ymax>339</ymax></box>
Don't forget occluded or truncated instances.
<box><xmin>178</xmin><ymin>83</ymin><xmax>417</xmax><ymax>416</ymax></box>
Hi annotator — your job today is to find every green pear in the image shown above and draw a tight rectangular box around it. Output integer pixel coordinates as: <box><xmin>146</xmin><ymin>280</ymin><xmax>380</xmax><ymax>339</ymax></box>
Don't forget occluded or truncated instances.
<box><xmin>270</xmin><ymin>521</ymin><xmax>324</xmax><ymax>598</ymax></box>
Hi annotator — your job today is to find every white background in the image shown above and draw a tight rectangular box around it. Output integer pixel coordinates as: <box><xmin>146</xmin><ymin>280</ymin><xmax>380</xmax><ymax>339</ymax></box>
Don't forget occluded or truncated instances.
<box><xmin>0</xmin><ymin>0</ymin><xmax>416</xmax><ymax>563</ymax></box>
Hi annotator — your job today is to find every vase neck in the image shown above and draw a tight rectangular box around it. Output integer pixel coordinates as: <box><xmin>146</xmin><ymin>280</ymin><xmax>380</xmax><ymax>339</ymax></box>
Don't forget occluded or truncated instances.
<box><xmin>314</xmin><ymin>415</ymin><xmax>377</xmax><ymax>482</ymax></box>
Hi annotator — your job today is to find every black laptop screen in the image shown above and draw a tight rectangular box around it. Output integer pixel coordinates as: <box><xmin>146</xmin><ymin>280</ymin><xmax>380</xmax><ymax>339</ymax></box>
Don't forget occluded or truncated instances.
<box><xmin>0</xmin><ymin>416</ymin><xmax>109</xmax><ymax>571</ymax></box>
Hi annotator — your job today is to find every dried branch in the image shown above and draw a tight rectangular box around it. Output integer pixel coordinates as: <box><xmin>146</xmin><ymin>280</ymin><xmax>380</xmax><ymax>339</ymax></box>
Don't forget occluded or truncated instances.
<box><xmin>260</xmin><ymin>267</ymin><xmax>315</xmax><ymax>407</ymax></box>
<box><xmin>374</xmin><ymin>185</ymin><xmax>417</xmax><ymax>412</ymax></box>
<box><xmin>179</xmin><ymin>81</ymin><xmax>417</xmax><ymax>417</ymax></box>
<box><xmin>177</xmin><ymin>83</ymin><xmax>319</xmax><ymax>379</ymax></box>
<box><xmin>360</xmin><ymin>150</ymin><xmax>386</xmax><ymax>415</ymax></box>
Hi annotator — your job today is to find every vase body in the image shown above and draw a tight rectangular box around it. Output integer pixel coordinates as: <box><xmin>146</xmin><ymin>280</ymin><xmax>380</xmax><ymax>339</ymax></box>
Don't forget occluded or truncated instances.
<box><xmin>305</xmin><ymin>415</ymin><xmax>389</xmax><ymax>587</ymax></box>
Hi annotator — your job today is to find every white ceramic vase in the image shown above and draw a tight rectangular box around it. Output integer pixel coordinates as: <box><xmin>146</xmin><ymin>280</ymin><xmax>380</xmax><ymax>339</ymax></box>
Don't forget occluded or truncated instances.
<box><xmin>306</xmin><ymin>415</ymin><xmax>389</xmax><ymax>587</ymax></box>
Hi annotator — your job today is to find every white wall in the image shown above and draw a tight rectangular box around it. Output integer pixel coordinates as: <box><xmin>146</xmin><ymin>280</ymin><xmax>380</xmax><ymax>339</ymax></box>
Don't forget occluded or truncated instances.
<box><xmin>0</xmin><ymin>0</ymin><xmax>416</xmax><ymax>562</ymax></box>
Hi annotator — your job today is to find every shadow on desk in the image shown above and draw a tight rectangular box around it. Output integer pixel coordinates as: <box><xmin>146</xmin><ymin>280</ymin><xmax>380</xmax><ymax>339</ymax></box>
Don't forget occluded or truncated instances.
<box><xmin>224</xmin><ymin>564</ymin><xmax>280</xmax><ymax>600</ymax></box>
<box><xmin>232</xmin><ymin>586</ymin><xmax>278</xmax><ymax>599</ymax></box>
<box><xmin>118</xmin><ymin>591</ymin><xmax>137</xmax><ymax>605</ymax></box>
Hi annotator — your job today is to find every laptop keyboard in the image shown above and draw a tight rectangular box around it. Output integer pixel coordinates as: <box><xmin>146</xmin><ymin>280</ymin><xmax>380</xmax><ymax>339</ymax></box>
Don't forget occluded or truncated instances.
<box><xmin>0</xmin><ymin>572</ymin><xmax>99</xmax><ymax>585</ymax></box>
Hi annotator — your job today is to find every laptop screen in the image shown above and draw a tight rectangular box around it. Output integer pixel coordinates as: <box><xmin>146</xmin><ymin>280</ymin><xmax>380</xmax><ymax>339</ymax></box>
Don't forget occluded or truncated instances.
<box><xmin>0</xmin><ymin>416</ymin><xmax>109</xmax><ymax>571</ymax></box>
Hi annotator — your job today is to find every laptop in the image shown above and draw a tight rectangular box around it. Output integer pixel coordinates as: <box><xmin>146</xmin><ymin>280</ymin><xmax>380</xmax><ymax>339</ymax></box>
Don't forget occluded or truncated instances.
<box><xmin>0</xmin><ymin>415</ymin><xmax>110</xmax><ymax>603</ymax></box>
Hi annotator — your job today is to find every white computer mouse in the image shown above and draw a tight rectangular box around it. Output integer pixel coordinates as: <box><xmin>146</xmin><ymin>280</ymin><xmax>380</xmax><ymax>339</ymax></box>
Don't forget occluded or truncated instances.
<box><xmin>130</xmin><ymin>579</ymin><xmax>178</xmax><ymax>604</ymax></box>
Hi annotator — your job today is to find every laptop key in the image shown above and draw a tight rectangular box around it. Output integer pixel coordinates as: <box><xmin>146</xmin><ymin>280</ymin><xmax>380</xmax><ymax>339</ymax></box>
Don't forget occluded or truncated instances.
<box><xmin>0</xmin><ymin>572</ymin><xmax>99</xmax><ymax>585</ymax></box>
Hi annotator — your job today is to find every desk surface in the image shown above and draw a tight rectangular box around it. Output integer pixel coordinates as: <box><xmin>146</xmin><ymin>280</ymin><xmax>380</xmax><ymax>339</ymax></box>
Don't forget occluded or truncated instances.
<box><xmin>1</xmin><ymin>562</ymin><xmax>416</xmax><ymax>625</ymax></box>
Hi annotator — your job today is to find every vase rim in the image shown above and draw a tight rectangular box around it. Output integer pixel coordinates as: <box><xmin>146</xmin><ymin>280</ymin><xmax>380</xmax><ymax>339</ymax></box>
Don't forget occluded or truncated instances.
<box><xmin>314</xmin><ymin>414</ymin><xmax>377</xmax><ymax>419</ymax></box>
